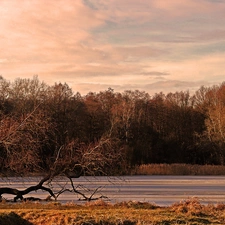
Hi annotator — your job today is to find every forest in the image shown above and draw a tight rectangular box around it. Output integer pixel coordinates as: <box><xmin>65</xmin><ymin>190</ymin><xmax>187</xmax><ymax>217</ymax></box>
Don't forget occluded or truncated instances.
<box><xmin>1</xmin><ymin>75</ymin><xmax>225</xmax><ymax>176</ymax></box>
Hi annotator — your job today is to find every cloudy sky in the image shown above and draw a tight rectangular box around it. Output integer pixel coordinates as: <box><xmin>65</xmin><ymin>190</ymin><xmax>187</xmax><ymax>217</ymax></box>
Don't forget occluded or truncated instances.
<box><xmin>1</xmin><ymin>0</ymin><xmax>225</xmax><ymax>95</ymax></box>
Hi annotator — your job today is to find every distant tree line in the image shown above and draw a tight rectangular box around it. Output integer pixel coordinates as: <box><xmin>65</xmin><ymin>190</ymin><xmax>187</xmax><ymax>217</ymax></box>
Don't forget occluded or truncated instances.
<box><xmin>1</xmin><ymin>75</ymin><xmax>225</xmax><ymax>175</ymax></box>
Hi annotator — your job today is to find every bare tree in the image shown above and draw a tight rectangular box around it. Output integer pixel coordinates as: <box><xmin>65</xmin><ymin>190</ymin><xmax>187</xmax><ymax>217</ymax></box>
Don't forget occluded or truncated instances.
<box><xmin>0</xmin><ymin>103</ymin><xmax>123</xmax><ymax>202</ymax></box>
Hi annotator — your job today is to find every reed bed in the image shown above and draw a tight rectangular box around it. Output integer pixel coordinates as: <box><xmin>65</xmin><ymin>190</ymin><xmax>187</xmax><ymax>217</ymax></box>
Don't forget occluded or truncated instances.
<box><xmin>132</xmin><ymin>163</ymin><xmax>225</xmax><ymax>175</ymax></box>
<box><xmin>0</xmin><ymin>199</ymin><xmax>225</xmax><ymax>224</ymax></box>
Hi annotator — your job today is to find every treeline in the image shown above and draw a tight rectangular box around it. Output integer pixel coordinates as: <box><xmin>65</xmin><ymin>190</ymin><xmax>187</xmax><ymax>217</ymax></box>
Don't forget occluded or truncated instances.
<box><xmin>1</xmin><ymin>75</ymin><xmax>225</xmax><ymax>174</ymax></box>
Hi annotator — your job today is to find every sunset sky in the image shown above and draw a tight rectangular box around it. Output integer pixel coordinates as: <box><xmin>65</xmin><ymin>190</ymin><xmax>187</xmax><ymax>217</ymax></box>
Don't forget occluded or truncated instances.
<box><xmin>1</xmin><ymin>0</ymin><xmax>225</xmax><ymax>96</ymax></box>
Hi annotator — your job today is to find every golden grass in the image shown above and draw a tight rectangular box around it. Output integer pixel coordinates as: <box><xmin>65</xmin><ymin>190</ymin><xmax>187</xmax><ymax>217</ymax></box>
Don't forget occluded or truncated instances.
<box><xmin>132</xmin><ymin>163</ymin><xmax>225</xmax><ymax>175</ymax></box>
<box><xmin>0</xmin><ymin>199</ymin><xmax>225</xmax><ymax>224</ymax></box>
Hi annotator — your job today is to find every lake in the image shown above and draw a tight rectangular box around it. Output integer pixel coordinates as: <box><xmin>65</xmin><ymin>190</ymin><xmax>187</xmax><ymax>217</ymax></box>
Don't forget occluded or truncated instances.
<box><xmin>1</xmin><ymin>175</ymin><xmax>225</xmax><ymax>206</ymax></box>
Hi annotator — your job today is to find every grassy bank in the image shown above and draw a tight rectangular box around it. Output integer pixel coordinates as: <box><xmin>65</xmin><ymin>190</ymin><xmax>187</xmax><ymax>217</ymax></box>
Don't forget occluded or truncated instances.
<box><xmin>132</xmin><ymin>164</ymin><xmax>225</xmax><ymax>175</ymax></box>
<box><xmin>0</xmin><ymin>199</ymin><xmax>225</xmax><ymax>225</ymax></box>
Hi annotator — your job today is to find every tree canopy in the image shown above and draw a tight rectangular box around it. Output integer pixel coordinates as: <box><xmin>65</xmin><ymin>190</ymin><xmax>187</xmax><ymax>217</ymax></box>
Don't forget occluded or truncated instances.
<box><xmin>1</xmin><ymin>76</ymin><xmax>225</xmax><ymax>173</ymax></box>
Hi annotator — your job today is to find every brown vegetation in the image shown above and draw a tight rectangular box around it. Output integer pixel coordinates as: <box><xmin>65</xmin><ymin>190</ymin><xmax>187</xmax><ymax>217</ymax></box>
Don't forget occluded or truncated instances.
<box><xmin>0</xmin><ymin>199</ymin><xmax>225</xmax><ymax>224</ymax></box>
<box><xmin>133</xmin><ymin>163</ymin><xmax>225</xmax><ymax>175</ymax></box>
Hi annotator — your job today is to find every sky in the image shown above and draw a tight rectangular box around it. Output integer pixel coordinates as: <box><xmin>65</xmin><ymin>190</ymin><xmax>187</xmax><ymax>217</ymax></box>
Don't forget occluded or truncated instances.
<box><xmin>1</xmin><ymin>0</ymin><xmax>225</xmax><ymax>96</ymax></box>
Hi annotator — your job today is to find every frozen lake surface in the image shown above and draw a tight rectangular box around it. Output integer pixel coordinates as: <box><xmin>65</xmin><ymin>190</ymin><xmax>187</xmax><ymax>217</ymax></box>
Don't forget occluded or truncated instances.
<box><xmin>1</xmin><ymin>176</ymin><xmax>225</xmax><ymax>206</ymax></box>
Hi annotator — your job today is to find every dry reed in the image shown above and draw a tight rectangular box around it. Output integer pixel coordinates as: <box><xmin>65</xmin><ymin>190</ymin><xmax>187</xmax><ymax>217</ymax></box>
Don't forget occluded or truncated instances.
<box><xmin>132</xmin><ymin>163</ymin><xmax>225</xmax><ymax>175</ymax></box>
<box><xmin>1</xmin><ymin>199</ymin><xmax>225</xmax><ymax>224</ymax></box>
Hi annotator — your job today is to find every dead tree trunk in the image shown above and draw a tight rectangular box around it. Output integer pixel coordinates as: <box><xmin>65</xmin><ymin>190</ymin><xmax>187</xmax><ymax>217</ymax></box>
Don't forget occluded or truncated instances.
<box><xmin>0</xmin><ymin>176</ymin><xmax>56</xmax><ymax>202</ymax></box>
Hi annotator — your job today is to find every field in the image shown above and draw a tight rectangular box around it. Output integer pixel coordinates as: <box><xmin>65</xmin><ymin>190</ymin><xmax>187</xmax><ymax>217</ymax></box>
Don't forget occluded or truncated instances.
<box><xmin>0</xmin><ymin>198</ymin><xmax>225</xmax><ymax>225</ymax></box>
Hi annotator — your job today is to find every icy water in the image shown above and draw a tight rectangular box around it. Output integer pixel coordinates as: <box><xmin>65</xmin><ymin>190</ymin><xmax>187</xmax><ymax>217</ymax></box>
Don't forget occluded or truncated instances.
<box><xmin>1</xmin><ymin>176</ymin><xmax>225</xmax><ymax>206</ymax></box>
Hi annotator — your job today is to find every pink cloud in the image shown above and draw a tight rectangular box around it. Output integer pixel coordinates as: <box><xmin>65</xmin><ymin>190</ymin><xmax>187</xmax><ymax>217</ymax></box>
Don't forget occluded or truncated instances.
<box><xmin>1</xmin><ymin>0</ymin><xmax>225</xmax><ymax>96</ymax></box>
<box><xmin>0</xmin><ymin>0</ymin><xmax>105</xmax><ymax>61</ymax></box>
<box><xmin>152</xmin><ymin>0</ymin><xmax>225</xmax><ymax>19</ymax></box>
<box><xmin>87</xmin><ymin>0</ymin><xmax>225</xmax><ymax>25</ymax></box>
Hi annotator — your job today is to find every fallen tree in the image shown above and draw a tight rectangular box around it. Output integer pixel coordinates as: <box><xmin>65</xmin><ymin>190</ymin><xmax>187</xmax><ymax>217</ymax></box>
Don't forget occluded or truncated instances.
<box><xmin>0</xmin><ymin>174</ymin><xmax>108</xmax><ymax>202</ymax></box>
<box><xmin>0</xmin><ymin>176</ymin><xmax>55</xmax><ymax>202</ymax></box>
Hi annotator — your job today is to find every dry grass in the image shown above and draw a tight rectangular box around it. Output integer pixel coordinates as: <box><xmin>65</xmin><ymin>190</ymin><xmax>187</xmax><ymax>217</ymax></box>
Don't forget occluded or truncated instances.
<box><xmin>0</xmin><ymin>199</ymin><xmax>225</xmax><ymax>224</ymax></box>
<box><xmin>132</xmin><ymin>163</ymin><xmax>225</xmax><ymax>175</ymax></box>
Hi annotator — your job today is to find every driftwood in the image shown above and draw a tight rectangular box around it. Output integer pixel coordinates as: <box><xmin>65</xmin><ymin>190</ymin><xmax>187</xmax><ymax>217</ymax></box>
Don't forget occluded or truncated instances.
<box><xmin>0</xmin><ymin>176</ymin><xmax>56</xmax><ymax>202</ymax></box>
<box><xmin>0</xmin><ymin>173</ymin><xmax>109</xmax><ymax>203</ymax></box>
<box><xmin>53</xmin><ymin>176</ymin><xmax>109</xmax><ymax>202</ymax></box>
